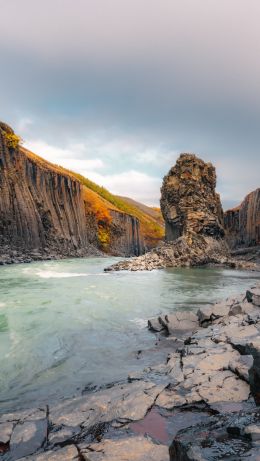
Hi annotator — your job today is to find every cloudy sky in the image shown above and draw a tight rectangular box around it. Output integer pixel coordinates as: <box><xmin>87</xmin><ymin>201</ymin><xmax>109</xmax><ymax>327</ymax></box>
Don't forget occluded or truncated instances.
<box><xmin>0</xmin><ymin>0</ymin><xmax>259</xmax><ymax>208</ymax></box>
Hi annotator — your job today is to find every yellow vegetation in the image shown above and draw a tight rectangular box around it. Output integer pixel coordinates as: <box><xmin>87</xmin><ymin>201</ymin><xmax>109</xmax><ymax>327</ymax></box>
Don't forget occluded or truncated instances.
<box><xmin>2</xmin><ymin>132</ymin><xmax>21</xmax><ymax>149</ymax></box>
<box><xmin>21</xmin><ymin>146</ymin><xmax>165</xmax><ymax>249</ymax></box>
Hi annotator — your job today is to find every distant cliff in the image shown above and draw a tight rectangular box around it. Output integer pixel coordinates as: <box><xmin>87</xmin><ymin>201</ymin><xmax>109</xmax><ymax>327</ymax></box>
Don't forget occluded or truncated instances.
<box><xmin>225</xmin><ymin>188</ymin><xmax>260</xmax><ymax>248</ymax></box>
<box><xmin>0</xmin><ymin>121</ymin><xmax>146</xmax><ymax>263</ymax></box>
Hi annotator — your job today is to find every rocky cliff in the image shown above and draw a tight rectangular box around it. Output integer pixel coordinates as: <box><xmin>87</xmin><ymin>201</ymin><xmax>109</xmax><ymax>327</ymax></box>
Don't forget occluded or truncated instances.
<box><xmin>161</xmin><ymin>154</ymin><xmax>224</xmax><ymax>241</ymax></box>
<box><xmin>0</xmin><ymin>122</ymin><xmax>144</xmax><ymax>262</ymax></box>
<box><xmin>106</xmin><ymin>154</ymin><xmax>255</xmax><ymax>272</ymax></box>
<box><xmin>225</xmin><ymin>188</ymin><xmax>260</xmax><ymax>248</ymax></box>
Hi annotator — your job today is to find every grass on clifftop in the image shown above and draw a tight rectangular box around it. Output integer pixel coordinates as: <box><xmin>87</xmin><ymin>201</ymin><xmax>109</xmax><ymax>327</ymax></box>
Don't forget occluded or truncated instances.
<box><xmin>71</xmin><ymin>172</ymin><xmax>164</xmax><ymax>247</ymax></box>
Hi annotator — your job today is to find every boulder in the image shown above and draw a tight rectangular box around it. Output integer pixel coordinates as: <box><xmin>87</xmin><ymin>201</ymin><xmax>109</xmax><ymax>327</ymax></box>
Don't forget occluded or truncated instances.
<box><xmin>247</xmin><ymin>287</ymin><xmax>260</xmax><ymax>307</ymax></box>
<box><xmin>158</xmin><ymin>311</ymin><xmax>198</xmax><ymax>336</ymax></box>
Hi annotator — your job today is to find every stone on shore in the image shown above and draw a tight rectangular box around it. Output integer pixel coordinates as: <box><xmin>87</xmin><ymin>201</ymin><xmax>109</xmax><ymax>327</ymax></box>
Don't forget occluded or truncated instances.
<box><xmin>79</xmin><ymin>436</ymin><xmax>169</xmax><ymax>461</ymax></box>
<box><xmin>1</xmin><ymin>283</ymin><xmax>260</xmax><ymax>460</ymax></box>
<box><xmin>50</xmin><ymin>381</ymin><xmax>163</xmax><ymax>429</ymax></box>
<box><xmin>19</xmin><ymin>445</ymin><xmax>79</xmax><ymax>460</ymax></box>
<box><xmin>247</xmin><ymin>287</ymin><xmax>260</xmax><ymax>306</ymax></box>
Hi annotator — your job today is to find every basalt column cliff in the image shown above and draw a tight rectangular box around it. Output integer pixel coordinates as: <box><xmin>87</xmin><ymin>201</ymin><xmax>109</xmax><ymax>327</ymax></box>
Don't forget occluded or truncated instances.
<box><xmin>0</xmin><ymin>122</ymin><xmax>144</xmax><ymax>263</ymax></box>
<box><xmin>224</xmin><ymin>188</ymin><xmax>260</xmax><ymax>264</ymax></box>
<box><xmin>106</xmin><ymin>154</ymin><xmax>237</xmax><ymax>271</ymax></box>
<box><xmin>225</xmin><ymin>188</ymin><xmax>260</xmax><ymax>247</ymax></box>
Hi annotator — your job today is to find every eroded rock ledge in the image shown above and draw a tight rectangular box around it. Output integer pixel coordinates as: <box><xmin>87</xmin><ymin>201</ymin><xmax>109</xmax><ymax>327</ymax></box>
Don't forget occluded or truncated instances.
<box><xmin>1</xmin><ymin>283</ymin><xmax>260</xmax><ymax>460</ymax></box>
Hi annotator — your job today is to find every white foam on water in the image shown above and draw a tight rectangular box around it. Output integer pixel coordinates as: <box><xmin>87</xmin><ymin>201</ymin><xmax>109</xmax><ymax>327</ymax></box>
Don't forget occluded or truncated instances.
<box><xmin>0</xmin><ymin>302</ymin><xmax>6</xmax><ymax>308</ymax></box>
<box><xmin>22</xmin><ymin>267</ymin><xmax>108</xmax><ymax>279</ymax></box>
<box><xmin>35</xmin><ymin>270</ymin><xmax>90</xmax><ymax>279</ymax></box>
<box><xmin>130</xmin><ymin>318</ymin><xmax>148</xmax><ymax>328</ymax></box>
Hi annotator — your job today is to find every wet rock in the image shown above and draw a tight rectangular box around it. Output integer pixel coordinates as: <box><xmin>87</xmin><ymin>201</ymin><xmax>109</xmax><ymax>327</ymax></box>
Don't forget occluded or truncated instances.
<box><xmin>48</xmin><ymin>426</ymin><xmax>81</xmax><ymax>446</ymax></box>
<box><xmin>169</xmin><ymin>410</ymin><xmax>260</xmax><ymax>461</ymax></box>
<box><xmin>148</xmin><ymin>318</ymin><xmax>165</xmax><ymax>332</ymax></box>
<box><xmin>19</xmin><ymin>445</ymin><xmax>79</xmax><ymax>460</ymax></box>
<box><xmin>247</xmin><ymin>287</ymin><xmax>260</xmax><ymax>307</ymax></box>
<box><xmin>10</xmin><ymin>418</ymin><xmax>47</xmax><ymax>459</ymax></box>
<box><xmin>79</xmin><ymin>435</ymin><xmax>169</xmax><ymax>461</ymax></box>
<box><xmin>159</xmin><ymin>312</ymin><xmax>198</xmax><ymax>336</ymax></box>
<box><xmin>197</xmin><ymin>302</ymin><xmax>230</xmax><ymax>326</ymax></box>
<box><xmin>0</xmin><ymin>408</ymin><xmax>46</xmax><ymax>424</ymax></box>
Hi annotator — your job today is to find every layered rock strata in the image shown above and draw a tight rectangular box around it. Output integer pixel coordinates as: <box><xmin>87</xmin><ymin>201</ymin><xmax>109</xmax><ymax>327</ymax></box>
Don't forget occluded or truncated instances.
<box><xmin>0</xmin><ymin>122</ymin><xmax>143</xmax><ymax>262</ymax></box>
<box><xmin>1</xmin><ymin>283</ymin><xmax>260</xmax><ymax>460</ymax></box>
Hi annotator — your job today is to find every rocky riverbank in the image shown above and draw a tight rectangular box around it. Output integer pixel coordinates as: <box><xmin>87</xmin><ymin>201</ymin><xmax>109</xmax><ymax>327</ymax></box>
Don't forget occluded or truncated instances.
<box><xmin>1</xmin><ymin>282</ymin><xmax>260</xmax><ymax>460</ymax></box>
<box><xmin>0</xmin><ymin>244</ymin><xmax>103</xmax><ymax>266</ymax></box>
<box><xmin>105</xmin><ymin>233</ymin><xmax>259</xmax><ymax>272</ymax></box>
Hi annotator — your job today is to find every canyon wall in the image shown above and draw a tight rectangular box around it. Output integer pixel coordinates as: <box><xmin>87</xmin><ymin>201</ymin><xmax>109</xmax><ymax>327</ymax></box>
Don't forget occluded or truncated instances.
<box><xmin>0</xmin><ymin>122</ymin><xmax>143</xmax><ymax>262</ymax></box>
<box><xmin>225</xmin><ymin>188</ymin><xmax>260</xmax><ymax>247</ymax></box>
<box><xmin>109</xmin><ymin>210</ymin><xmax>144</xmax><ymax>256</ymax></box>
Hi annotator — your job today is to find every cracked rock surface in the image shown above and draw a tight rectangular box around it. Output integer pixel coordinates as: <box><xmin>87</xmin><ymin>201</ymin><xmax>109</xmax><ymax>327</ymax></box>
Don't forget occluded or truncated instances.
<box><xmin>1</xmin><ymin>282</ymin><xmax>260</xmax><ymax>460</ymax></box>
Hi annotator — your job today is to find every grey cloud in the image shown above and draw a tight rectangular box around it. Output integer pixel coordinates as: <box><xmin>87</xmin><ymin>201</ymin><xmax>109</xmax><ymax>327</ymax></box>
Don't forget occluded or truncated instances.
<box><xmin>0</xmin><ymin>0</ymin><xmax>259</xmax><ymax>207</ymax></box>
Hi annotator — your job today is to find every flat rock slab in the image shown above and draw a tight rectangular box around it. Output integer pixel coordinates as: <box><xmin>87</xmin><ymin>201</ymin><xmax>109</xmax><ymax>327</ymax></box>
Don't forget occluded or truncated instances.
<box><xmin>50</xmin><ymin>381</ymin><xmax>163</xmax><ymax>429</ymax></box>
<box><xmin>10</xmin><ymin>419</ymin><xmax>48</xmax><ymax>459</ymax></box>
<box><xmin>158</xmin><ymin>311</ymin><xmax>198</xmax><ymax>336</ymax></box>
<box><xmin>19</xmin><ymin>445</ymin><xmax>79</xmax><ymax>460</ymax></box>
<box><xmin>80</xmin><ymin>435</ymin><xmax>169</xmax><ymax>461</ymax></box>
<box><xmin>197</xmin><ymin>301</ymin><xmax>230</xmax><ymax>325</ymax></box>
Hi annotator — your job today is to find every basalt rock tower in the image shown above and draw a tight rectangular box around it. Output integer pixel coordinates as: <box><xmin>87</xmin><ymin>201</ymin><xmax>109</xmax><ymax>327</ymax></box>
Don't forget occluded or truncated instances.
<box><xmin>106</xmin><ymin>154</ymin><xmax>240</xmax><ymax>271</ymax></box>
<box><xmin>161</xmin><ymin>153</ymin><xmax>224</xmax><ymax>242</ymax></box>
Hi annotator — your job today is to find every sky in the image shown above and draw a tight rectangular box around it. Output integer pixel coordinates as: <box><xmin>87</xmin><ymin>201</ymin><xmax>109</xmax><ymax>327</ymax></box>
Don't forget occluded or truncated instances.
<box><xmin>0</xmin><ymin>0</ymin><xmax>259</xmax><ymax>209</ymax></box>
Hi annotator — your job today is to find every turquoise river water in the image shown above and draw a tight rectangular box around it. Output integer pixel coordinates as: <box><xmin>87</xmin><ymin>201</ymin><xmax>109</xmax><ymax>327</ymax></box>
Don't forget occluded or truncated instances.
<box><xmin>0</xmin><ymin>257</ymin><xmax>259</xmax><ymax>412</ymax></box>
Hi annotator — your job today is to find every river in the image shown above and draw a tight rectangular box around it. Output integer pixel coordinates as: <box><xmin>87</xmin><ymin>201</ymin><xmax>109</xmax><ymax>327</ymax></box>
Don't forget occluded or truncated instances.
<box><xmin>0</xmin><ymin>257</ymin><xmax>259</xmax><ymax>412</ymax></box>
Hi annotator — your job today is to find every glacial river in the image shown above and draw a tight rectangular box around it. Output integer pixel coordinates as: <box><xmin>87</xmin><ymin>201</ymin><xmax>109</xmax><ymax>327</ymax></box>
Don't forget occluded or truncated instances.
<box><xmin>0</xmin><ymin>257</ymin><xmax>259</xmax><ymax>412</ymax></box>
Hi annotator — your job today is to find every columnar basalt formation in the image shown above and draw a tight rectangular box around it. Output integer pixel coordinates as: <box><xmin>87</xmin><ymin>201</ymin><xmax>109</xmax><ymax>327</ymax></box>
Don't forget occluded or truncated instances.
<box><xmin>225</xmin><ymin>188</ymin><xmax>260</xmax><ymax>248</ymax></box>
<box><xmin>161</xmin><ymin>153</ymin><xmax>225</xmax><ymax>241</ymax></box>
<box><xmin>109</xmin><ymin>210</ymin><xmax>143</xmax><ymax>256</ymax></box>
<box><xmin>106</xmin><ymin>154</ymin><xmax>235</xmax><ymax>272</ymax></box>
<box><xmin>0</xmin><ymin>122</ymin><xmax>144</xmax><ymax>262</ymax></box>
